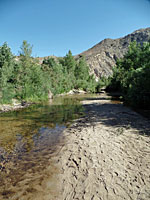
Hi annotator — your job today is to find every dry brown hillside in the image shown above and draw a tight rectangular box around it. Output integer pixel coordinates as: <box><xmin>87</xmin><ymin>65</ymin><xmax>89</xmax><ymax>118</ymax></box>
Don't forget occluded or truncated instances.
<box><xmin>76</xmin><ymin>27</ymin><xmax>150</xmax><ymax>77</ymax></box>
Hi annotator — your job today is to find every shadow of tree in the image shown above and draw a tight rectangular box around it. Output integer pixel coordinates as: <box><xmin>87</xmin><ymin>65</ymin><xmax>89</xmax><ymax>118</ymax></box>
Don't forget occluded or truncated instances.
<box><xmin>72</xmin><ymin>101</ymin><xmax>150</xmax><ymax>136</ymax></box>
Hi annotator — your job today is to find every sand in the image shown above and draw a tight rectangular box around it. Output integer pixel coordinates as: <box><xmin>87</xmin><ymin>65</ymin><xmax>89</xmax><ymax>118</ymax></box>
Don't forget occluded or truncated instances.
<box><xmin>56</xmin><ymin>96</ymin><xmax>150</xmax><ymax>200</ymax></box>
<box><xmin>1</xmin><ymin>94</ymin><xmax>150</xmax><ymax>200</ymax></box>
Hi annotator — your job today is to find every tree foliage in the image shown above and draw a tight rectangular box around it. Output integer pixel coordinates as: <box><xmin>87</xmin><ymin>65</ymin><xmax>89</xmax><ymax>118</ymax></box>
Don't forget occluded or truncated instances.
<box><xmin>19</xmin><ymin>40</ymin><xmax>32</xmax><ymax>58</ymax></box>
<box><xmin>42</xmin><ymin>53</ymin><xmax>99</xmax><ymax>94</ymax></box>
<box><xmin>0</xmin><ymin>43</ymin><xmax>15</xmax><ymax>103</ymax></box>
<box><xmin>0</xmin><ymin>42</ymin><xmax>103</xmax><ymax>104</ymax></box>
<box><xmin>107</xmin><ymin>41</ymin><xmax>150</xmax><ymax>108</ymax></box>
<box><xmin>0</xmin><ymin>41</ymin><xmax>50</xmax><ymax>103</ymax></box>
<box><xmin>14</xmin><ymin>41</ymin><xmax>50</xmax><ymax>101</ymax></box>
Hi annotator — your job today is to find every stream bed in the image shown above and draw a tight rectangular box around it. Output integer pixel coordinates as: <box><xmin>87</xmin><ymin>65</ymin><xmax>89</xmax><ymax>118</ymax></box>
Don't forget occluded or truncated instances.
<box><xmin>0</xmin><ymin>93</ymin><xmax>149</xmax><ymax>199</ymax></box>
<box><xmin>0</xmin><ymin>94</ymin><xmax>101</xmax><ymax>199</ymax></box>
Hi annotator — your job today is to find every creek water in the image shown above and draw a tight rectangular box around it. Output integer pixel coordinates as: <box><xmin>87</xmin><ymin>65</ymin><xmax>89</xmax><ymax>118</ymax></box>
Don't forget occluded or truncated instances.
<box><xmin>1</xmin><ymin>93</ymin><xmax>148</xmax><ymax>199</ymax></box>
<box><xmin>0</xmin><ymin>94</ymin><xmax>102</xmax><ymax>199</ymax></box>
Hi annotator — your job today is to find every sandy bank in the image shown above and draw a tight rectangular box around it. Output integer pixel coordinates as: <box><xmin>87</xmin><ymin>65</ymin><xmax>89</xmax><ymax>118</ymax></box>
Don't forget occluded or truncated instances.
<box><xmin>1</xmin><ymin>94</ymin><xmax>150</xmax><ymax>200</ymax></box>
<box><xmin>55</xmin><ymin>96</ymin><xmax>150</xmax><ymax>200</ymax></box>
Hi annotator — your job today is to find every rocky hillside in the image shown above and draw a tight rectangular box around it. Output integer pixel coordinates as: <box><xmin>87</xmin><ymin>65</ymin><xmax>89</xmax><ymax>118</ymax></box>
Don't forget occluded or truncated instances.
<box><xmin>76</xmin><ymin>27</ymin><xmax>150</xmax><ymax>78</ymax></box>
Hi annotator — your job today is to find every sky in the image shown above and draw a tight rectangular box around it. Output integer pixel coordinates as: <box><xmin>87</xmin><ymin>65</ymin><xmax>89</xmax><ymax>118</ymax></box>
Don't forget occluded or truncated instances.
<box><xmin>0</xmin><ymin>0</ymin><xmax>150</xmax><ymax>57</ymax></box>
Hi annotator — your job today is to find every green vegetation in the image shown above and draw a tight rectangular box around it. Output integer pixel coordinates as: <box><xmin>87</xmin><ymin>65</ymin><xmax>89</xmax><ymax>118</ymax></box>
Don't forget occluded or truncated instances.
<box><xmin>1</xmin><ymin>40</ymin><xmax>149</xmax><ymax>108</ymax></box>
<box><xmin>0</xmin><ymin>41</ymin><xmax>102</xmax><ymax>104</ymax></box>
<box><xmin>0</xmin><ymin>41</ymin><xmax>50</xmax><ymax>103</ymax></box>
<box><xmin>0</xmin><ymin>42</ymin><xmax>15</xmax><ymax>103</ymax></box>
<box><xmin>42</xmin><ymin>51</ymin><xmax>98</xmax><ymax>94</ymax></box>
<box><xmin>107</xmin><ymin>41</ymin><xmax>150</xmax><ymax>108</ymax></box>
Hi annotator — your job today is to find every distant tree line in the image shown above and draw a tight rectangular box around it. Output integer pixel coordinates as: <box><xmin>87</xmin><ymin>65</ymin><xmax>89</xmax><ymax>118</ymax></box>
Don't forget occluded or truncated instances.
<box><xmin>0</xmin><ymin>41</ymin><xmax>103</xmax><ymax>104</ymax></box>
<box><xmin>106</xmin><ymin>41</ymin><xmax>150</xmax><ymax>108</ymax></box>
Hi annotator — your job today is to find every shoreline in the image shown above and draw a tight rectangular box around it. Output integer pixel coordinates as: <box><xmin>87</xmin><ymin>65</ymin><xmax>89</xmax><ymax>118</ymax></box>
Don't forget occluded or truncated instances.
<box><xmin>0</xmin><ymin>94</ymin><xmax>150</xmax><ymax>200</ymax></box>
<box><xmin>55</xmin><ymin>96</ymin><xmax>150</xmax><ymax>200</ymax></box>
<box><xmin>0</xmin><ymin>89</ymin><xmax>87</xmax><ymax>114</ymax></box>
<box><xmin>0</xmin><ymin>100</ymin><xmax>35</xmax><ymax>113</ymax></box>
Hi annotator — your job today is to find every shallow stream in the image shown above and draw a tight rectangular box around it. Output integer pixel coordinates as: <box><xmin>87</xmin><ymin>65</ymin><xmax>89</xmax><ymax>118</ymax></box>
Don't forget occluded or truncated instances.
<box><xmin>0</xmin><ymin>94</ymin><xmax>104</xmax><ymax>199</ymax></box>
<box><xmin>0</xmin><ymin>93</ymin><xmax>149</xmax><ymax>199</ymax></box>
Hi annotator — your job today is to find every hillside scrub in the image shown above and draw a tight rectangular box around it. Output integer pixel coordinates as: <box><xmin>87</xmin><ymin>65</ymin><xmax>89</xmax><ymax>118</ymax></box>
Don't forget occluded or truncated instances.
<box><xmin>0</xmin><ymin>41</ymin><xmax>102</xmax><ymax>104</ymax></box>
<box><xmin>106</xmin><ymin>41</ymin><xmax>150</xmax><ymax>108</ymax></box>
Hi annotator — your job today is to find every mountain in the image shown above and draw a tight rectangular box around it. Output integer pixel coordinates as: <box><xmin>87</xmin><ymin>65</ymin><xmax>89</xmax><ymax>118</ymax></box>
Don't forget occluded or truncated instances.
<box><xmin>76</xmin><ymin>27</ymin><xmax>150</xmax><ymax>78</ymax></box>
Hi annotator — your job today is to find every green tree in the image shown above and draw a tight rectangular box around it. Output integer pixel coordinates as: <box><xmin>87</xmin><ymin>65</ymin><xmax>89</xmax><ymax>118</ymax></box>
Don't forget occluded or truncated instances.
<box><xmin>64</xmin><ymin>50</ymin><xmax>76</xmax><ymax>72</ymax></box>
<box><xmin>0</xmin><ymin>42</ymin><xmax>14</xmax><ymax>68</ymax></box>
<box><xmin>75</xmin><ymin>57</ymin><xmax>89</xmax><ymax>80</ymax></box>
<box><xmin>19</xmin><ymin>40</ymin><xmax>32</xmax><ymax>58</ymax></box>
<box><xmin>107</xmin><ymin>41</ymin><xmax>150</xmax><ymax>108</ymax></box>
<box><xmin>0</xmin><ymin>43</ymin><xmax>15</xmax><ymax>103</ymax></box>
<box><xmin>42</xmin><ymin>57</ymin><xmax>73</xmax><ymax>94</ymax></box>
<box><xmin>14</xmin><ymin>41</ymin><xmax>50</xmax><ymax>101</ymax></box>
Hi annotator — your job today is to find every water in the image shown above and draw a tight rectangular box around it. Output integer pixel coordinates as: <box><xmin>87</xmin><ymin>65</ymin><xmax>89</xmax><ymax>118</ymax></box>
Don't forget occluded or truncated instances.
<box><xmin>0</xmin><ymin>96</ymin><xmax>85</xmax><ymax>159</ymax></box>
<box><xmin>0</xmin><ymin>93</ymin><xmax>136</xmax><ymax>199</ymax></box>
<box><xmin>0</xmin><ymin>95</ymin><xmax>88</xmax><ymax>198</ymax></box>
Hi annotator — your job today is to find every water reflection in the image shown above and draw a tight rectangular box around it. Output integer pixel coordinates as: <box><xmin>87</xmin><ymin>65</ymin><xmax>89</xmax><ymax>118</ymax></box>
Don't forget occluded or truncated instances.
<box><xmin>0</xmin><ymin>93</ymin><xmax>127</xmax><ymax>199</ymax></box>
<box><xmin>0</xmin><ymin>94</ymin><xmax>111</xmax><ymax>199</ymax></box>
<box><xmin>0</xmin><ymin>95</ymin><xmax>86</xmax><ymax>199</ymax></box>
<box><xmin>0</xmin><ymin>96</ymin><xmax>84</xmax><ymax>154</ymax></box>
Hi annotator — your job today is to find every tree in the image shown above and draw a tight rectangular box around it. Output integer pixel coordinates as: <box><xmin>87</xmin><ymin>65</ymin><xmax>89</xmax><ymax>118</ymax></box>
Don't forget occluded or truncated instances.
<box><xmin>75</xmin><ymin>57</ymin><xmax>89</xmax><ymax>80</ymax></box>
<box><xmin>19</xmin><ymin>40</ymin><xmax>32</xmax><ymax>58</ymax></box>
<box><xmin>64</xmin><ymin>50</ymin><xmax>76</xmax><ymax>72</ymax></box>
<box><xmin>13</xmin><ymin>41</ymin><xmax>51</xmax><ymax>101</ymax></box>
<box><xmin>0</xmin><ymin>42</ymin><xmax>14</xmax><ymax>68</ymax></box>
<box><xmin>107</xmin><ymin>41</ymin><xmax>150</xmax><ymax>108</ymax></box>
<box><xmin>42</xmin><ymin>57</ymin><xmax>73</xmax><ymax>94</ymax></box>
<box><xmin>0</xmin><ymin>43</ymin><xmax>15</xmax><ymax>103</ymax></box>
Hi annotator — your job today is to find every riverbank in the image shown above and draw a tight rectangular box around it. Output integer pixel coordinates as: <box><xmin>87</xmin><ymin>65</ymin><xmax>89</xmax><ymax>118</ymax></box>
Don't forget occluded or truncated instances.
<box><xmin>56</xmin><ymin>94</ymin><xmax>150</xmax><ymax>200</ymax></box>
<box><xmin>0</xmin><ymin>89</ymin><xmax>87</xmax><ymax>114</ymax></box>
<box><xmin>0</xmin><ymin>93</ymin><xmax>150</xmax><ymax>200</ymax></box>
<box><xmin>0</xmin><ymin>100</ymin><xmax>32</xmax><ymax>113</ymax></box>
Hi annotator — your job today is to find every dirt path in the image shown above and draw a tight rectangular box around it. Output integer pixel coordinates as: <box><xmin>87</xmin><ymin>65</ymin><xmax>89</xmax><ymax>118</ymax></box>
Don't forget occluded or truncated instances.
<box><xmin>1</xmin><ymin>95</ymin><xmax>150</xmax><ymax>200</ymax></box>
<box><xmin>56</xmin><ymin>97</ymin><xmax>150</xmax><ymax>200</ymax></box>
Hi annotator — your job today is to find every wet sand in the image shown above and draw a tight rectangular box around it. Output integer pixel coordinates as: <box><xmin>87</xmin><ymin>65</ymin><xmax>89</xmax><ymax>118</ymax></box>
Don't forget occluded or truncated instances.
<box><xmin>1</xmin><ymin>94</ymin><xmax>150</xmax><ymax>200</ymax></box>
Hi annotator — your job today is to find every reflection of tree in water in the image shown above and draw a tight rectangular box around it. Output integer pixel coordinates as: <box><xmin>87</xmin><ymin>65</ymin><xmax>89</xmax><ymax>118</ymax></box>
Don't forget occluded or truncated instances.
<box><xmin>0</xmin><ymin>96</ymin><xmax>84</xmax><ymax>153</ymax></box>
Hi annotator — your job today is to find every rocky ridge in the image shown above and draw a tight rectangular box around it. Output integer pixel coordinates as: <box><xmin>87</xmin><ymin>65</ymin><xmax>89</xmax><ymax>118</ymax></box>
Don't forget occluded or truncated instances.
<box><xmin>76</xmin><ymin>27</ymin><xmax>150</xmax><ymax>77</ymax></box>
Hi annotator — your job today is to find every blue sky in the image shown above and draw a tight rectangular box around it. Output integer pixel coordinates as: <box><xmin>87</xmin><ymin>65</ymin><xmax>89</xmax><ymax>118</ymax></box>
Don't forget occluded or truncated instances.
<box><xmin>0</xmin><ymin>0</ymin><xmax>150</xmax><ymax>57</ymax></box>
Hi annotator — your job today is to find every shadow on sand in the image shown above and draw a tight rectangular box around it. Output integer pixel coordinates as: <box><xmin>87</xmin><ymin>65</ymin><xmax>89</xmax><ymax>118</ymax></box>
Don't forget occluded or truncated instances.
<box><xmin>72</xmin><ymin>100</ymin><xmax>150</xmax><ymax>137</ymax></box>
